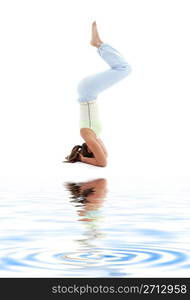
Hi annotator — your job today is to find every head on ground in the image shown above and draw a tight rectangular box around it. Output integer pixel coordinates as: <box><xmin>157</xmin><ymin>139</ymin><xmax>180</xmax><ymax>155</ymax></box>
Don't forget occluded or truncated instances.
<box><xmin>64</xmin><ymin>143</ymin><xmax>94</xmax><ymax>163</ymax></box>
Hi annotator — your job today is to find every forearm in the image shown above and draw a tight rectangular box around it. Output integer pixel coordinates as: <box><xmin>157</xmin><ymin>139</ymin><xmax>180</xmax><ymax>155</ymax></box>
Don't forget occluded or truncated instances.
<box><xmin>81</xmin><ymin>157</ymin><xmax>105</xmax><ymax>167</ymax></box>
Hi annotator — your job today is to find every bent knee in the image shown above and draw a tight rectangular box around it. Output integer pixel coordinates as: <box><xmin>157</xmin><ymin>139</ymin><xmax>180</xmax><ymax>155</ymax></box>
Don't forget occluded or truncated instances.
<box><xmin>120</xmin><ymin>64</ymin><xmax>132</xmax><ymax>75</ymax></box>
<box><xmin>126</xmin><ymin>64</ymin><xmax>132</xmax><ymax>74</ymax></box>
<box><xmin>113</xmin><ymin>64</ymin><xmax>132</xmax><ymax>75</ymax></box>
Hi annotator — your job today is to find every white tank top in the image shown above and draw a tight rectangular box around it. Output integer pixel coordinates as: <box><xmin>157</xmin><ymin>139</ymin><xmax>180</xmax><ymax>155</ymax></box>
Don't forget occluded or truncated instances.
<box><xmin>79</xmin><ymin>101</ymin><xmax>102</xmax><ymax>136</ymax></box>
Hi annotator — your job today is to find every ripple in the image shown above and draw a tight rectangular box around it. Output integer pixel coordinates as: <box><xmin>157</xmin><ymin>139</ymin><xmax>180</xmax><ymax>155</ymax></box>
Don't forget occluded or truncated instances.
<box><xmin>0</xmin><ymin>245</ymin><xmax>189</xmax><ymax>275</ymax></box>
<box><xmin>1</xmin><ymin>178</ymin><xmax>190</xmax><ymax>277</ymax></box>
<box><xmin>61</xmin><ymin>246</ymin><xmax>189</xmax><ymax>268</ymax></box>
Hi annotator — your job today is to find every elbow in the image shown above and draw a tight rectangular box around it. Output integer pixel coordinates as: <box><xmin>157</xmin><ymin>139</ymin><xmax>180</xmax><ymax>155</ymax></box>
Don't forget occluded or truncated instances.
<box><xmin>98</xmin><ymin>160</ymin><xmax>107</xmax><ymax>167</ymax></box>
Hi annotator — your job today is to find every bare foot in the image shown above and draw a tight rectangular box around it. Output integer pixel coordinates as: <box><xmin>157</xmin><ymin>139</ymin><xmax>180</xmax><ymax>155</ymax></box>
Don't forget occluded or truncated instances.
<box><xmin>90</xmin><ymin>21</ymin><xmax>103</xmax><ymax>48</ymax></box>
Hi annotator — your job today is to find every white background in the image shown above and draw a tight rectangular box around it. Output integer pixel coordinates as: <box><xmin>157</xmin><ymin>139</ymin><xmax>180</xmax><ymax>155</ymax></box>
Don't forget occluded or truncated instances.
<box><xmin>0</xmin><ymin>0</ymin><xmax>190</xmax><ymax>178</ymax></box>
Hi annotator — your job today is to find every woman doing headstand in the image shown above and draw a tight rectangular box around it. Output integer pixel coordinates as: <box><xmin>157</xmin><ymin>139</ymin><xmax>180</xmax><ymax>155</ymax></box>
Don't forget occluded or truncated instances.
<box><xmin>65</xmin><ymin>21</ymin><xmax>132</xmax><ymax>167</ymax></box>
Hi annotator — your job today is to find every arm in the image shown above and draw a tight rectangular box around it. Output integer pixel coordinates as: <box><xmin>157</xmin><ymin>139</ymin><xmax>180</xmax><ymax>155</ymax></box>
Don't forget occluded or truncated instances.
<box><xmin>86</xmin><ymin>138</ymin><xmax>107</xmax><ymax>167</ymax></box>
<box><xmin>80</xmin><ymin>155</ymin><xmax>105</xmax><ymax>167</ymax></box>
<box><xmin>80</xmin><ymin>129</ymin><xmax>107</xmax><ymax>167</ymax></box>
<box><xmin>79</xmin><ymin>138</ymin><xmax>107</xmax><ymax>167</ymax></box>
<box><xmin>97</xmin><ymin>138</ymin><xmax>108</xmax><ymax>157</ymax></box>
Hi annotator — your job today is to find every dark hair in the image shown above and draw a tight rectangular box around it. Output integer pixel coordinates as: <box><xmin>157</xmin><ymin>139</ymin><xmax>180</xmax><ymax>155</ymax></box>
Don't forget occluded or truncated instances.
<box><xmin>64</xmin><ymin>182</ymin><xmax>94</xmax><ymax>203</ymax></box>
<box><xmin>64</xmin><ymin>143</ymin><xmax>94</xmax><ymax>163</ymax></box>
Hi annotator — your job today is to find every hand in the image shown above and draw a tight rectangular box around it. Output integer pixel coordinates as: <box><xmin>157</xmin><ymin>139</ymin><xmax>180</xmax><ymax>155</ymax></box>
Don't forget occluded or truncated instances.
<box><xmin>79</xmin><ymin>153</ymin><xmax>85</xmax><ymax>162</ymax></box>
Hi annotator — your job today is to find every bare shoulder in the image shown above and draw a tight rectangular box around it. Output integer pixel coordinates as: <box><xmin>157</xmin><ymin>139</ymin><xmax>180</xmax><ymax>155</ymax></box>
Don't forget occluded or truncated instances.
<box><xmin>80</xmin><ymin>128</ymin><xmax>96</xmax><ymax>141</ymax></box>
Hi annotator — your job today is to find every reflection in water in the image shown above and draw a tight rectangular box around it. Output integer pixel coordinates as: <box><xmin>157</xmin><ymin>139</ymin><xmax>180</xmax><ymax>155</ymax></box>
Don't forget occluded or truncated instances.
<box><xmin>63</xmin><ymin>178</ymin><xmax>190</xmax><ymax>277</ymax></box>
<box><xmin>64</xmin><ymin>178</ymin><xmax>107</xmax><ymax>250</ymax></box>
<box><xmin>63</xmin><ymin>178</ymin><xmax>131</xmax><ymax>276</ymax></box>
<box><xmin>0</xmin><ymin>176</ymin><xmax>190</xmax><ymax>277</ymax></box>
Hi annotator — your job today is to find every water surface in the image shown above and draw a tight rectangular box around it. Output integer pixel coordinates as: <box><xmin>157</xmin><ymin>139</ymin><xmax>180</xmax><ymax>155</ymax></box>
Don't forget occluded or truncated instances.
<box><xmin>0</xmin><ymin>175</ymin><xmax>190</xmax><ymax>277</ymax></box>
